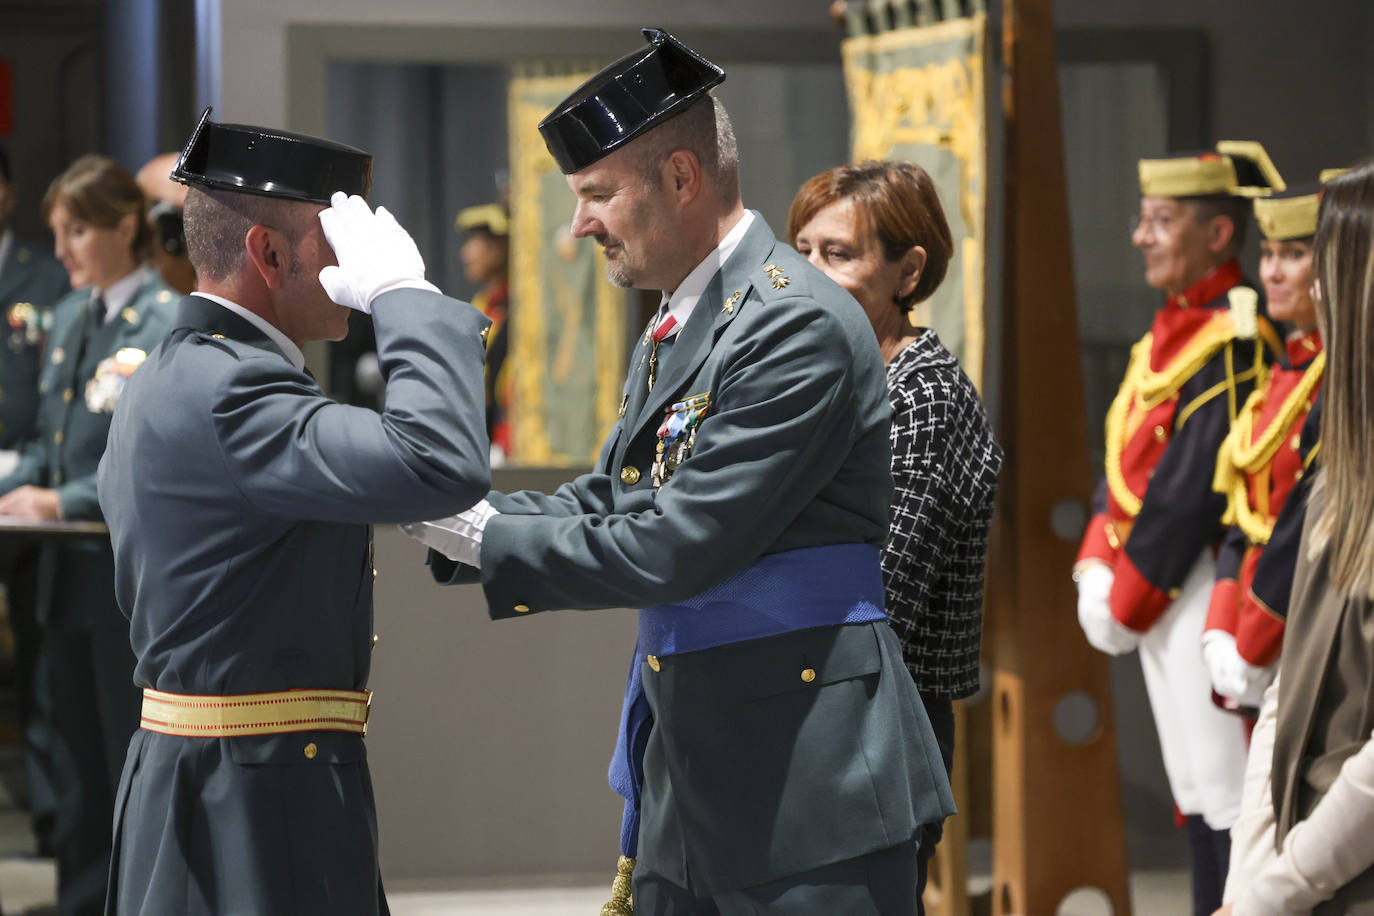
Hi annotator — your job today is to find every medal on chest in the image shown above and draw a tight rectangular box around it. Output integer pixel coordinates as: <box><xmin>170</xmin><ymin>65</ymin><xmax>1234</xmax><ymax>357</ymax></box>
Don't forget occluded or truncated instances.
<box><xmin>652</xmin><ymin>392</ymin><xmax>710</xmax><ymax>487</ymax></box>
<box><xmin>6</xmin><ymin>302</ymin><xmax>48</xmax><ymax>352</ymax></box>
<box><xmin>85</xmin><ymin>347</ymin><xmax>147</xmax><ymax>414</ymax></box>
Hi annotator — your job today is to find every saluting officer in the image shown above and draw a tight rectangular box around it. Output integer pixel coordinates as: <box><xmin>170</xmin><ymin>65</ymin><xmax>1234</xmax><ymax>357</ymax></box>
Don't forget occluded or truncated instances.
<box><xmin>96</xmin><ymin>110</ymin><xmax>491</xmax><ymax>915</ymax></box>
<box><xmin>0</xmin><ymin>153</ymin><xmax>177</xmax><ymax>916</ymax></box>
<box><xmin>1074</xmin><ymin>143</ymin><xmax>1284</xmax><ymax>916</ymax></box>
<box><xmin>409</xmin><ymin>29</ymin><xmax>953</xmax><ymax>915</ymax></box>
<box><xmin>1203</xmin><ymin>174</ymin><xmax>1337</xmax><ymax>712</ymax></box>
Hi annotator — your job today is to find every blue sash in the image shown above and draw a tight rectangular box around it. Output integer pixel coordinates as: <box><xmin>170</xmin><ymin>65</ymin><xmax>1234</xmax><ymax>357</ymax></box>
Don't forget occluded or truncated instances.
<box><xmin>609</xmin><ymin>543</ymin><xmax>888</xmax><ymax>855</ymax></box>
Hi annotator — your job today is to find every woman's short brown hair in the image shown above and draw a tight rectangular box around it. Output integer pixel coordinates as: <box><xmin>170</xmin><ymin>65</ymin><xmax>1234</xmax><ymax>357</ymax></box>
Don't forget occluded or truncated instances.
<box><xmin>41</xmin><ymin>154</ymin><xmax>151</xmax><ymax>261</ymax></box>
<box><xmin>787</xmin><ymin>159</ymin><xmax>953</xmax><ymax>310</ymax></box>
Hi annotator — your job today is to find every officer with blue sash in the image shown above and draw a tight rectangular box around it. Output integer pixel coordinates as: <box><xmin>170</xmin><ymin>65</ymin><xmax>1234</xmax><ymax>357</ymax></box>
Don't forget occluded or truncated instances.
<box><xmin>97</xmin><ymin>110</ymin><xmax>491</xmax><ymax>915</ymax></box>
<box><xmin>411</xmin><ymin>29</ymin><xmax>953</xmax><ymax>915</ymax></box>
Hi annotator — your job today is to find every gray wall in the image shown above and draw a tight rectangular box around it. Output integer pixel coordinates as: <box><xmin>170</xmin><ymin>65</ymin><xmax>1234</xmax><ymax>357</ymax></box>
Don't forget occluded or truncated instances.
<box><xmin>1055</xmin><ymin>0</ymin><xmax>1374</xmax><ymax>179</ymax></box>
<box><xmin>366</xmin><ymin>473</ymin><xmax>636</xmax><ymax>883</ymax></box>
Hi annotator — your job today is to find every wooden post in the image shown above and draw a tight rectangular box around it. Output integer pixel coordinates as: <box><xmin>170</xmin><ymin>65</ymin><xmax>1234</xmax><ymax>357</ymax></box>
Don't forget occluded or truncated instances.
<box><xmin>990</xmin><ymin>0</ymin><xmax>1133</xmax><ymax>912</ymax></box>
<box><xmin>923</xmin><ymin>700</ymin><xmax>970</xmax><ymax>916</ymax></box>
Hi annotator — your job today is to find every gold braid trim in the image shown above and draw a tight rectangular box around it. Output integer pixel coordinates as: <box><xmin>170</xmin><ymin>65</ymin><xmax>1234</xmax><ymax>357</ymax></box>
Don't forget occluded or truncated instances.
<box><xmin>600</xmin><ymin>856</ymin><xmax>635</xmax><ymax>915</ymax></box>
<box><xmin>1134</xmin><ymin>312</ymin><xmax>1240</xmax><ymax>408</ymax></box>
<box><xmin>1214</xmin><ymin>352</ymin><xmax>1325</xmax><ymax>543</ymax></box>
<box><xmin>1105</xmin><ymin>315</ymin><xmax>1240</xmax><ymax>518</ymax></box>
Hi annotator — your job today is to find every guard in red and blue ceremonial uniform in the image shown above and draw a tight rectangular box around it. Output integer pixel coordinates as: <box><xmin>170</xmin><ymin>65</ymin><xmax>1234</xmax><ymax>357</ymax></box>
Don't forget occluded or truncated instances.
<box><xmin>1074</xmin><ymin>142</ymin><xmax>1285</xmax><ymax>916</ymax></box>
<box><xmin>1202</xmin><ymin>175</ymin><xmax>1338</xmax><ymax>715</ymax></box>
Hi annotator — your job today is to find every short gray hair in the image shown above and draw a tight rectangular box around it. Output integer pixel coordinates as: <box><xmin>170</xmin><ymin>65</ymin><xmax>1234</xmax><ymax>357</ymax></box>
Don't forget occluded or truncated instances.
<box><xmin>183</xmin><ymin>186</ymin><xmax>314</xmax><ymax>281</ymax></box>
<box><xmin>626</xmin><ymin>94</ymin><xmax>740</xmax><ymax>206</ymax></box>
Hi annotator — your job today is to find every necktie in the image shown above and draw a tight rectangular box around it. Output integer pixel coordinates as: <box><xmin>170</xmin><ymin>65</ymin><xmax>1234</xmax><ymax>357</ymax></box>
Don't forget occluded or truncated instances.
<box><xmin>646</xmin><ymin>309</ymin><xmax>679</xmax><ymax>393</ymax></box>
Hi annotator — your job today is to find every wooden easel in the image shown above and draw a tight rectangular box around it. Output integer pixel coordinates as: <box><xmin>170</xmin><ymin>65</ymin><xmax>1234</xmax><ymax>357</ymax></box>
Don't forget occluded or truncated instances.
<box><xmin>988</xmin><ymin>0</ymin><xmax>1133</xmax><ymax>913</ymax></box>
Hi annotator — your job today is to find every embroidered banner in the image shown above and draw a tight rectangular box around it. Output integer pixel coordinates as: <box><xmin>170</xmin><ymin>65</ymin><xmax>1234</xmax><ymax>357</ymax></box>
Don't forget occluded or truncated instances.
<box><xmin>843</xmin><ymin>10</ymin><xmax>989</xmax><ymax>389</ymax></box>
<box><xmin>507</xmin><ymin>65</ymin><xmax>629</xmax><ymax>465</ymax></box>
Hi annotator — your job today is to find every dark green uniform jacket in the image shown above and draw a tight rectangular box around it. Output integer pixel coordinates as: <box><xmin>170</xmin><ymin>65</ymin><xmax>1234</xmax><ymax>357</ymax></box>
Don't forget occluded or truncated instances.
<box><xmin>433</xmin><ymin>214</ymin><xmax>955</xmax><ymax>894</ymax></box>
<box><xmin>98</xmin><ymin>289</ymin><xmax>490</xmax><ymax>916</ymax></box>
<box><xmin>0</xmin><ymin>271</ymin><xmax>178</xmax><ymax>627</ymax></box>
<box><xmin>0</xmin><ymin>236</ymin><xmax>70</xmax><ymax>448</ymax></box>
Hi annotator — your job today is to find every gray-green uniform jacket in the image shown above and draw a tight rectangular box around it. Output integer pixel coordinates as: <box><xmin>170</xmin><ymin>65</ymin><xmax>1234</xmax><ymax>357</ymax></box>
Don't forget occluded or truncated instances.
<box><xmin>0</xmin><ymin>270</ymin><xmax>177</xmax><ymax>628</ymax></box>
<box><xmin>0</xmin><ymin>238</ymin><xmax>70</xmax><ymax>448</ymax></box>
<box><xmin>432</xmin><ymin>214</ymin><xmax>955</xmax><ymax>894</ymax></box>
<box><xmin>98</xmin><ymin>289</ymin><xmax>491</xmax><ymax>915</ymax></box>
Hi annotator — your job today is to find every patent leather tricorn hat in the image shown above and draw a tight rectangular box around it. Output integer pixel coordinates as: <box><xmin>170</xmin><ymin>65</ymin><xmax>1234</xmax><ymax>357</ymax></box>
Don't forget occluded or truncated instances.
<box><xmin>539</xmin><ymin>28</ymin><xmax>725</xmax><ymax>175</ymax></box>
<box><xmin>171</xmin><ymin>107</ymin><xmax>373</xmax><ymax>205</ymax></box>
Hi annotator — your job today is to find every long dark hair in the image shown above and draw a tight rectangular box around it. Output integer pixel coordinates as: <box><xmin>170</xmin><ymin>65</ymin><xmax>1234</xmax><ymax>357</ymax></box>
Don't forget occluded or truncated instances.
<box><xmin>1308</xmin><ymin>160</ymin><xmax>1374</xmax><ymax>596</ymax></box>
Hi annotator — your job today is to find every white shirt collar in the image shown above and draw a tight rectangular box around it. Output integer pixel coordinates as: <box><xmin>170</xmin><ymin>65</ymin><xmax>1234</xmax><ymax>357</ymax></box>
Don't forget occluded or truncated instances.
<box><xmin>0</xmin><ymin>230</ymin><xmax>13</xmax><ymax>275</ymax></box>
<box><xmin>656</xmin><ymin>210</ymin><xmax>755</xmax><ymax>337</ymax></box>
<box><xmin>96</xmin><ymin>266</ymin><xmax>153</xmax><ymax>323</ymax></box>
<box><xmin>191</xmin><ymin>292</ymin><xmax>307</xmax><ymax>371</ymax></box>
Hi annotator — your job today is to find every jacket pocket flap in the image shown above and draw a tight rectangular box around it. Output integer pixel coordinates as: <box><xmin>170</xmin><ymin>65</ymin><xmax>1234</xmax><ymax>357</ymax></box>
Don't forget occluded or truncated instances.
<box><xmin>730</xmin><ymin>623</ymin><xmax>883</xmax><ymax>701</ymax></box>
<box><xmin>227</xmin><ymin>731</ymin><xmax>365</xmax><ymax>766</ymax></box>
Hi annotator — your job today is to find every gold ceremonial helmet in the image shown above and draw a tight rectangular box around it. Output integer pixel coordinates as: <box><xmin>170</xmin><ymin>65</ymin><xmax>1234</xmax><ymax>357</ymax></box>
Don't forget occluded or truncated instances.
<box><xmin>455</xmin><ymin>203</ymin><xmax>509</xmax><ymax>238</ymax></box>
<box><xmin>1138</xmin><ymin>141</ymin><xmax>1285</xmax><ymax>199</ymax></box>
<box><xmin>1254</xmin><ymin>168</ymin><xmax>1349</xmax><ymax>241</ymax></box>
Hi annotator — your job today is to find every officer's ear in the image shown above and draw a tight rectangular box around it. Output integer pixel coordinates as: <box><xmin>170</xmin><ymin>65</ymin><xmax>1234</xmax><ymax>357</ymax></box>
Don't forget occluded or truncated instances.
<box><xmin>664</xmin><ymin>149</ymin><xmax>702</xmax><ymax>207</ymax></box>
<box><xmin>1205</xmin><ymin>213</ymin><xmax>1237</xmax><ymax>257</ymax></box>
<box><xmin>243</xmin><ymin>224</ymin><xmax>292</xmax><ymax>290</ymax></box>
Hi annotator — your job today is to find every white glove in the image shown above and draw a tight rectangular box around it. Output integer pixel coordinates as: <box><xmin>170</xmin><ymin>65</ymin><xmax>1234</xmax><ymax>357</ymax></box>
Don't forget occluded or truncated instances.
<box><xmin>318</xmin><ymin>191</ymin><xmax>438</xmax><ymax>313</ymax></box>
<box><xmin>1075</xmin><ymin>563</ymin><xmax>1141</xmax><ymax>656</ymax></box>
<box><xmin>1202</xmin><ymin>630</ymin><xmax>1274</xmax><ymax>708</ymax></box>
<box><xmin>400</xmin><ymin>499</ymin><xmax>499</xmax><ymax>569</ymax></box>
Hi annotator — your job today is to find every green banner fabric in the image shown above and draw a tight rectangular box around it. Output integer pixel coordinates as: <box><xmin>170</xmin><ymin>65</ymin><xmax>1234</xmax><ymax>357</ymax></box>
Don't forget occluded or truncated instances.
<box><xmin>508</xmin><ymin>66</ymin><xmax>629</xmax><ymax>466</ymax></box>
<box><xmin>843</xmin><ymin>13</ymin><xmax>989</xmax><ymax>390</ymax></box>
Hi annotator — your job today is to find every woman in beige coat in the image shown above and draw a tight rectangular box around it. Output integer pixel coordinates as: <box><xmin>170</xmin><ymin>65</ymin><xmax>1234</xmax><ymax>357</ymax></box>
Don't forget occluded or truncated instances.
<box><xmin>1218</xmin><ymin>161</ymin><xmax>1374</xmax><ymax>915</ymax></box>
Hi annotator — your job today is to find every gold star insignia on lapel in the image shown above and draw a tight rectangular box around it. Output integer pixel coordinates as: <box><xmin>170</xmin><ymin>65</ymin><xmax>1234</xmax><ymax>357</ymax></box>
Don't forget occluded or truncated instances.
<box><xmin>723</xmin><ymin>290</ymin><xmax>742</xmax><ymax>313</ymax></box>
<box><xmin>771</xmin><ymin>275</ymin><xmax>790</xmax><ymax>290</ymax></box>
<box><xmin>764</xmin><ymin>264</ymin><xmax>784</xmax><ymax>279</ymax></box>
<box><xmin>122</xmin><ymin>307</ymin><xmax>139</xmax><ymax>324</ymax></box>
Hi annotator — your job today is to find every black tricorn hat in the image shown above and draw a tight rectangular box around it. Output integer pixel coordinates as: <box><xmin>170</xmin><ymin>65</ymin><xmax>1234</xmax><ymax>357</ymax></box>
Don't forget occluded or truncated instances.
<box><xmin>538</xmin><ymin>28</ymin><xmax>725</xmax><ymax>175</ymax></box>
<box><xmin>171</xmin><ymin>107</ymin><xmax>373</xmax><ymax>205</ymax></box>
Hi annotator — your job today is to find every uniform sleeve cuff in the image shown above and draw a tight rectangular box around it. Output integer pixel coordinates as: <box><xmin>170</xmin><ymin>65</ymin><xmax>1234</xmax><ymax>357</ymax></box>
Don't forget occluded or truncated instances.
<box><xmin>1111</xmin><ymin>550</ymin><xmax>1172</xmax><ymax>632</ymax></box>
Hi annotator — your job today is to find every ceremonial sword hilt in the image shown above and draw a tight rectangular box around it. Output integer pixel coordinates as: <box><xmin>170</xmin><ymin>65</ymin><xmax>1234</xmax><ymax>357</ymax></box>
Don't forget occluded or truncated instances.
<box><xmin>599</xmin><ymin>855</ymin><xmax>635</xmax><ymax>916</ymax></box>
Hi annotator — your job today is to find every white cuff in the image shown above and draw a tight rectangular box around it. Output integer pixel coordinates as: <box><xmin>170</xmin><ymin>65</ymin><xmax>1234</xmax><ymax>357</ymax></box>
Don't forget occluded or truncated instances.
<box><xmin>400</xmin><ymin>499</ymin><xmax>498</xmax><ymax>568</ymax></box>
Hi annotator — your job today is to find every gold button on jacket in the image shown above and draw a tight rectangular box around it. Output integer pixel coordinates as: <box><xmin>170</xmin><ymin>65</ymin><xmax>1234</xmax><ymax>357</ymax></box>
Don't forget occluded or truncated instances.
<box><xmin>647</xmin><ymin>654</ymin><xmax>661</xmax><ymax>672</ymax></box>
<box><xmin>620</xmin><ymin>466</ymin><xmax>641</xmax><ymax>485</ymax></box>
<box><xmin>303</xmin><ymin>742</ymin><xmax>318</xmax><ymax>759</ymax></box>
<box><xmin>514</xmin><ymin>604</ymin><xmax>530</xmax><ymax>613</ymax></box>
<box><xmin>800</xmin><ymin>668</ymin><xmax>817</xmax><ymax>683</ymax></box>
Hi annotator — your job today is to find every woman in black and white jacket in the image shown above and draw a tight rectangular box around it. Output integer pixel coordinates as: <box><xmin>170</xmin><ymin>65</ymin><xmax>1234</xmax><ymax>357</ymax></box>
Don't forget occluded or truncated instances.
<box><xmin>789</xmin><ymin>159</ymin><xmax>1002</xmax><ymax>906</ymax></box>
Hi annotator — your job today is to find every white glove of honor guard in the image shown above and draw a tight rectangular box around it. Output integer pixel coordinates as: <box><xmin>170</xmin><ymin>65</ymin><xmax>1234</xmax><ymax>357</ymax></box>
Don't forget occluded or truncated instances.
<box><xmin>318</xmin><ymin>192</ymin><xmax>438</xmax><ymax>313</ymax></box>
<box><xmin>1075</xmin><ymin>563</ymin><xmax>1142</xmax><ymax>656</ymax></box>
<box><xmin>1201</xmin><ymin>630</ymin><xmax>1274</xmax><ymax>708</ymax></box>
<box><xmin>400</xmin><ymin>499</ymin><xmax>499</xmax><ymax>569</ymax></box>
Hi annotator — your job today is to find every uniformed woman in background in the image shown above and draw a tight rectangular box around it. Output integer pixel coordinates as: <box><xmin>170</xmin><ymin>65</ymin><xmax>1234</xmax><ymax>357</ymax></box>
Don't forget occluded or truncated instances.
<box><xmin>0</xmin><ymin>154</ymin><xmax>176</xmax><ymax>916</ymax></box>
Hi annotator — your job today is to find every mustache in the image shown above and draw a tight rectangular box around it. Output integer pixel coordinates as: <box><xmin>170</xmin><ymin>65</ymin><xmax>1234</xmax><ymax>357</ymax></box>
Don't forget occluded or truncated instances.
<box><xmin>596</xmin><ymin>234</ymin><xmax>624</xmax><ymax>250</ymax></box>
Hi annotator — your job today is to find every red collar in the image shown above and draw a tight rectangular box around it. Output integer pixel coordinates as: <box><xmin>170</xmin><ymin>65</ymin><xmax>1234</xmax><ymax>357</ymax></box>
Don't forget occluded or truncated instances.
<box><xmin>1285</xmin><ymin>328</ymin><xmax>1322</xmax><ymax>368</ymax></box>
<box><xmin>1166</xmin><ymin>260</ymin><xmax>1244</xmax><ymax>311</ymax></box>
